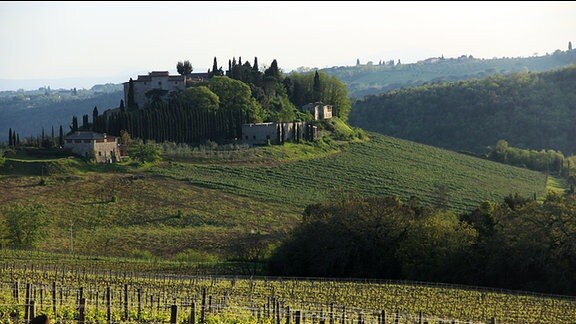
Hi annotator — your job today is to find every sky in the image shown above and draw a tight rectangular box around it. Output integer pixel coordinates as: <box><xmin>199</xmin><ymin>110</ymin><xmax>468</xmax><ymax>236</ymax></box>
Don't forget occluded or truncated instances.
<box><xmin>1</xmin><ymin>1</ymin><xmax>575</xmax><ymax>90</ymax></box>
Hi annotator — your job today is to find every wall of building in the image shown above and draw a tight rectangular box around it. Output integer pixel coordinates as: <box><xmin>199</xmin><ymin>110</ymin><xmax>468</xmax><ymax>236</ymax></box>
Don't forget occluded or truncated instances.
<box><xmin>242</xmin><ymin>122</ymin><xmax>277</xmax><ymax>145</ymax></box>
<box><xmin>302</xmin><ymin>103</ymin><xmax>333</xmax><ymax>120</ymax></box>
<box><xmin>242</xmin><ymin>122</ymin><xmax>310</xmax><ymax>145</ymax></box>
<box><xmin>64</xmin><ymin>139</ymin><xmax>95</xmax><ymax>158</ymax></box>
<box><xmin>320</xmin><ymin>106</ymin><xmax>333</xmax><ymax>119</ymax></box>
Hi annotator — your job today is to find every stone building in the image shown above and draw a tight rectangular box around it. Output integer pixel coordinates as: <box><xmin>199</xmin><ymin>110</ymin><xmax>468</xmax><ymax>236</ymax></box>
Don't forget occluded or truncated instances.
<box><xmin>242</xmin><ymin>122</ymin><xmax>316</xmax><ymax>145</ymax></box>
<box><xmin>64</xmin><ymin>131</ymin><xmax>120</xmax><ymax>163</ymax></box>
<box><xmin>302</xmin><ymin>102</ymin><xmax>333</xmax><ymax>120</ymax></box>
<box><xmin>123</xmin><ymin>71</ymin><xmax>186</xmax><ymax>108</ymax></box>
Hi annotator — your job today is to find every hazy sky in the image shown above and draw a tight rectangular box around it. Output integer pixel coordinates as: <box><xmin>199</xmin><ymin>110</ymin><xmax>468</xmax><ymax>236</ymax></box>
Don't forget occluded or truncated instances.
<box><xmin>1</xmin><ymin>1</ymin><xmax>575</xmax><ymax>90</ymax></box>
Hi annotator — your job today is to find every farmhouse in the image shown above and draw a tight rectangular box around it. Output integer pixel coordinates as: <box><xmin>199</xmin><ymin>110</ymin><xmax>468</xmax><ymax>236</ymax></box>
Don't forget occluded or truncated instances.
<box><xmin>64</xmin><ymin>131</ymin><xmax>120</xmax><ymax>163</ymax></box>
<box><xmin>302</xmin><ymin>102</ymin><xmax>333</xmax><ymax>120</ymax></box>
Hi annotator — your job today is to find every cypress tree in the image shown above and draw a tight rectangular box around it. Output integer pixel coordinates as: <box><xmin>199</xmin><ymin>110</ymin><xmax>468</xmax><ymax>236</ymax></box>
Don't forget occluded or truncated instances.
<box><xmin>59</xmin><ymin>125</ymin><xmax>64</xmax><ymax>147</ymax></box>
<box><xmin>313</xmin><ymin>70</ymin><xmax>321</xmax><ymax>102</ymax></box>
<box><xmin>93</xmin><ymin>106</ymin><xmax>99</xmax><ymax>131</ymax></box>
<box><xmin>15</xmin><ymin>133</ymin><xmax>19</xmax><ymax>146</ymax></box>
<box><xmin>82</xmin><ymin>114</ymin><xmax>89</xmax><ymax>129</ymax></box>
<box><xmin>8</xmin><ymin>128</ymin><xmax>12</xmax><ymax>146</ymax></box>
<box><xmin>228</xmin><ymin>60</ymin><xmax>232</xmax><ymax>75</ymax></box>
<box><xmin>212</xmin><ymin>57</ymin><xmax>218</xmax><ymax>77</ymax></box>
<box><xmin>51</xmin><ymin>126</ymin><xmax>55</xmax><ymax>147</ymax></box>
<box><xmin>127</xmin><ymin>78</ymin><xmax>136</xmax><ymax>108</ymax></box>
<box><xmin>570</xmin><ymin>41</ymin><xmax>573</xmax><ymax>51</ymax></box>
<box><xmin>120</xmin><ymin>99</ymin><xmax>125</xmax><ymax>111</ymax></box>
<box><xmin>253</xmin><ymin>57</ymin><xmax>259</xmax><ymax>72</ymax></box>
<box><xmin>72</xmin><ymin>116</ymin><xmax>78</xmax><ymax>132</ymax></box>
<box><xmin>264</xmin><ymin>59</ymin><xmax>280</xmax><ymax>80</ymax></box>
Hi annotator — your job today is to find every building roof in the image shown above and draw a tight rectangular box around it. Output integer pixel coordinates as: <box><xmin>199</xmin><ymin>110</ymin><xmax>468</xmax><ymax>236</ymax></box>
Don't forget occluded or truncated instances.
<box><xmin>65</xmin><ymin>131</ymin><xmax>116</xmax><ymax>140</ymax></box>
<box><xmin>132</xmin><ymin>71</ymin><xmax>185</xmax><ymax>82</ymax></box>
<box><xmin>148</xmin><ymin>71</ymin><xmax>170</xmax><ymax>76</ymax></box>
<box><xmin>302</xmin><ymin>102</ymin><xmax>330</xmax><ymax>110</ymax></box>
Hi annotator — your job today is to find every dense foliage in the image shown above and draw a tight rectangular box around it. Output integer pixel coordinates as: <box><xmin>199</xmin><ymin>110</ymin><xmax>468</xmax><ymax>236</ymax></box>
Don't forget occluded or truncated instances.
<box><xmin>270</xmin><ymin>192</ymin><xmax>576</xmax><ymax>295</ymax></box>
<box><xmin>486</xmin><ymin>140</ymin><xmax>576</xmax><ymax>184</ymax></box>
<box><xmin>350</xmin><ymin>66</ymin><xmax>576</xmax><ymax>155</ymax></box>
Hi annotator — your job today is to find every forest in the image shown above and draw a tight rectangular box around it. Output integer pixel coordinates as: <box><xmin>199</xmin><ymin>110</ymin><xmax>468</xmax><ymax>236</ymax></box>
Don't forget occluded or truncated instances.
<box><xmin>350</xmin><ymin>65</ymin><xmax>576</xmax><ymax>155</ymax></box>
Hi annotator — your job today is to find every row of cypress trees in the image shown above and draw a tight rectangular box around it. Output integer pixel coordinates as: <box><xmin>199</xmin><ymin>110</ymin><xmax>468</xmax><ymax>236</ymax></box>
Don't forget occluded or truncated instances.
<box><xmin>93</xmin><ymin>102</ymin><xmax>246</xmax><ymax>144</ymax></box>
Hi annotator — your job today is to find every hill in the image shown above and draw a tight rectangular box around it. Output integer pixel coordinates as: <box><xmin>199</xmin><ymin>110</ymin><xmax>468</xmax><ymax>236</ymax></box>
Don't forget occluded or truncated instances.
<box><xmin>322</xmin><ymin>49</ymin><xmax>576</xmax><ymax>98</ymax></box>
<box><xmin>0</xmin><ymin>132</ymin><xmax>547</xmax><ymax>261</ymax></box>
<box><xmin>350</xmin><ymin>65</ymin><xmax>576</xmax><ymax>155</ymax></box>
<box><xmin>0</xmin><ymin>85</ymin><xmax>123</xmax><ymax>140</ymax></box>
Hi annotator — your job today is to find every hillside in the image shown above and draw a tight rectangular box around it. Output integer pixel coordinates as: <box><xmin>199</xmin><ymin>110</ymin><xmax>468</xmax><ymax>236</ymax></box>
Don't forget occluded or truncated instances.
<box><xmin>322</xmin><ymin>49</ymin><xmax>576</xmax><ymax>98</ymax></box>
<box><xmin>0</xmin><ymin>132</ymin><xmax>547</xmax><ymax>261</ymax></box>
<box><xmin>0</xmin><ymin>86</ymin><xmax>123</xmax><ymax>139</ymax></box>
<box><xmin>350</xmin><ymin>65</ymin><xmax>576</xmax><ymax>155</ymax></box>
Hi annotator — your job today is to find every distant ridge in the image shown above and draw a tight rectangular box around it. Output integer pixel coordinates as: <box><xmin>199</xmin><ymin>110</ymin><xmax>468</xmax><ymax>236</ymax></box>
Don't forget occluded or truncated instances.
<box><xmin>322</xmin><ymin>49</ymin><xmax>576</xmax><ymax>97</ymax></box>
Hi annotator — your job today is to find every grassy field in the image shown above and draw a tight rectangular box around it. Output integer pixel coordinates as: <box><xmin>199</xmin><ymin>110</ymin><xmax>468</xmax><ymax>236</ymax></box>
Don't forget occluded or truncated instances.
<box><xmin>0</xmin><ymin>132</ymin><xmax>547</xmax><ymax>261</ymax></box>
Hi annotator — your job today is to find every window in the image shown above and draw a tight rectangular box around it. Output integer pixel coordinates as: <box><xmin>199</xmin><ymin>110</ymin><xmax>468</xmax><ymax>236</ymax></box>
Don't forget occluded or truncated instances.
<box><xmin>253</xmin><ymin>135</ymin><xmax>256</xmax><ymax>139</ymax></box>
<box><xmin>98</xmin><ymin>151</ymin><xmax>102</xmax><ymax>156</ymax></box>
<box><xmin>245</xmin><ymin>136</ymin><xmax>248</xmax><ymax>140</ymax></box>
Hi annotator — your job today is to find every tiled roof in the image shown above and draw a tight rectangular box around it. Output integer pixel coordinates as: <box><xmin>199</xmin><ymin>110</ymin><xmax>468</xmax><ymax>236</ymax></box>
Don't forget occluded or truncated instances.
<box><xmin>65</xmin><ymin>131</ymin><xmax>116</xmax><ymax>140</ymax></box>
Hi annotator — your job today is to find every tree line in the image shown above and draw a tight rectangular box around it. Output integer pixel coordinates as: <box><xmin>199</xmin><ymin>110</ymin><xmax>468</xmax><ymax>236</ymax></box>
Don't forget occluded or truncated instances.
<box><xmin>269</xmin><ymin>190</ymin><xmax>576</xmax><ymax>295</ymax></box>
<box><xmin>487</xmin><ymin>139</ymin><xmax>576</xmax><ymax>184</ymax></box>
<box><xmin>350</xmin><ymin>65</ymin><xmax>576</xmax><ymax>155</ymax></box>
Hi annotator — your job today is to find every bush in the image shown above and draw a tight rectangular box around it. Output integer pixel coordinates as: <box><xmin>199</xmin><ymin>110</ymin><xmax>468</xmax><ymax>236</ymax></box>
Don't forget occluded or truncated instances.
<box><xmin>173</xmin><ymin>249</ymin><xmax>219</xmax><ymax>263</ymax></box>
<box><xmin>128</xmin><ymin>142</ymin><xmax>161</xmax><ymax>163</ymax></box>
<box><xmin>130</xmin><ymin>249</ymin><xmax>155</xmax><ymax>260</ymax></box>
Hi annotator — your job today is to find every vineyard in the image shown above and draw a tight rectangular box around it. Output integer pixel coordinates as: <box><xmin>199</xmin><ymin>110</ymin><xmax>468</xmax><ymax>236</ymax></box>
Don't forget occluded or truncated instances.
<box><xmin>1</xmin><ymin>262</ymin><xmax>575</xmax><ymax>323</ymax></box>
<box><xmin>152</xmin><ymin>133</ymin><xmax>547</xmax><ymax>212</ymax></box>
